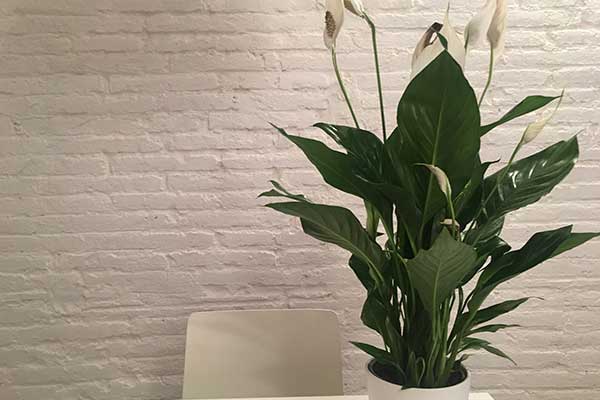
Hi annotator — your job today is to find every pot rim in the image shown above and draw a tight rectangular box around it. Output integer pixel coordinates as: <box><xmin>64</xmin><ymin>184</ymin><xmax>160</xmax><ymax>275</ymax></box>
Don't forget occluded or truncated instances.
<box><xmin>366</xmin><ymin>359</ymin><xmax>470</xmax><ymax>391</ymax></box>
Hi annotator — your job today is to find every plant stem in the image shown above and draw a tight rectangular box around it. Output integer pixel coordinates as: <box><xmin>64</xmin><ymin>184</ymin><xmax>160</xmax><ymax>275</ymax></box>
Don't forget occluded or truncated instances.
<box><xmin>478</xmin><ymin>46</ymin><xmax>495</xmax><ymax>107</ymax></box>
<box><xmin>466</xmin><ymin>136</ymin><xmax>524</xmax><ymax>241</ymax></box>
<box><xmin>331</xmin><ymin>46</ymin><xmax>360</xmax><ymax>129</ymax></box>
<box><xmin>365</xmin><ymin>14</ymin><xmax>387</xmax><ymax>141</ymax></box>
<box><xmin>447</xmin><ymin>197</ymin><xmax>459</xmax><ymax>240</ymax></box>
<box><xmin>437</xmin><ymin>298</ymin><xmax>451</xmax><ymax>383</ymax></box>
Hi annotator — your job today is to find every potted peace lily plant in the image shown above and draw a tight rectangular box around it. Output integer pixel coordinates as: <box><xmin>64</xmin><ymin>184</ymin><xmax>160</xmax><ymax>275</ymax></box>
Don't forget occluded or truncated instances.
<box><xmin>260</xmin><ymin>1</ymin><xmax>599</xmax><ymax>399</ymax></box>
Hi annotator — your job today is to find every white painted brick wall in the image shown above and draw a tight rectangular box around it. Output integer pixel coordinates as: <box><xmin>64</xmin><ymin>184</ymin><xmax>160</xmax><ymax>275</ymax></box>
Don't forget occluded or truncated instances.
<box><xmin>0</xmin><ymin>1</ymin><xmax>598</xmax><ymax>399</ymax></box>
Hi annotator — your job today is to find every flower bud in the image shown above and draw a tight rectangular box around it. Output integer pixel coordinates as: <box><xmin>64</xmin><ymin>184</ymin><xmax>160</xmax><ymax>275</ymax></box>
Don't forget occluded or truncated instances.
<box><xmin>344</xmin><ymin>0</ymin><xmax>366</xmax><ymax>17</ymax></box>
<box><xmin>324</xmin><ymin>0</ymin><xmax>345</xmax><ymax>49</ymax></box>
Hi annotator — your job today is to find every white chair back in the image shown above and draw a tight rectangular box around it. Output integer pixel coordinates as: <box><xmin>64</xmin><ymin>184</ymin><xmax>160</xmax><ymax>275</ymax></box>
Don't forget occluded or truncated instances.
<box><xmin>182</xmin><ymin>309</ymin><xmax>344</xmax><ymax>399</ymax></box>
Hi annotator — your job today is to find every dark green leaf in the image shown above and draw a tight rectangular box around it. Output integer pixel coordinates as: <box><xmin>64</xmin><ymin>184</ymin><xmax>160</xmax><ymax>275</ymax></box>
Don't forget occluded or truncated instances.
<box><xmin>460</xmin><ymin>337</ymin><xmax>489</xmax><ymax>352</ymax></box>
<box><xmin>271</xmin><ymin>124</ymin><xmax>394</xmax><ymax>235</ymax></box>
<box><xmin>266</xmin><ymin>202</ymin><xmax>385</xmax><ymax>277</ymax></box>
<box><xmin>406</xmin><ymin>353</ymin><xmax>426</xmax><ymax>387</ymax></box>
<box><xmin>271</xmin><ymin>124</ymin><xmax>373</xmax><ymax>197</ymax></box>
<box><xmin>389</xmin><ymin>51</ymin><xmax>481</xmax><ymax>224</ymax></box>
<box><xmin>480</xmin><ymin>226</ymin><xmax>572</xmax><ymax>287</ymax></box>
<box><xmin>258</xmin><ymin>180</ymin><xmax>310</xmax><ymax>202</ymax></box>
<box><xmin>470</xmin><ymin>137</ymin><xmax>578</xmax><ymax>244</ymax></box>
<box><xmin>371</xmin><ymin>182</ymin><xmax>421</xmax><ymax>247</ymax></box>
<box><xmin>435</xmin><ymin>32</ymin><xmax>449</xmax><ymax>50</ymax></box>
<box><xmin>407</xmin><ymin>229</ymin><xmax>477</xmax><ymax>315</ymax></box>
<box><xmin>485</xmin><ymin>137</ymin><xmax>578</xmax><ymax>217</ymax></box>
<box><xmin>476</xmin><ymin>236</ymin><xmax>511</xmax><ymax>261</ymax></box>
<box><xmin>480</xmin><ymin>344</ymin><xmax>516</xmax><ymax>365</ymax></box>
<box><xmin>349</xmin><ymin>255</ymin><xmax>375</xmax><ymax>291</ymax></box>
<box><xmin>361</xmin><ymin>289</ymin><xmax>389</xmax><ymax>333</ymax></box>
<box><xmin>314</xmin><ymin>123</ymin><xmax>383</xmax><ymax>181</ymax></box>
<box><xmin>552</xmin><ymin>232</ymin><xmax>600</xmax><ymax>257</ymax></box>
<box><xmin>471</xmin><ymin>298</ymin><xmax>531</xmax><ymax>326</ymax></box>
<box><xmin>467</xmin><ymin>216</ymin><xmax>506</xmax><ymax>250</ymax></box>
<box><xmin>469</xmin><ymin>226</ymin><xmax>572</xmax><ymax>311</ymax></box>
<box><xmin>461</xmin><ymin>338</ymin><xmax>516</xmax><ymax>365</ymax></box>
<box><xmin>385</xmin><ymin>317</ymin><xmax>405</xmax><ymax>362</ymax></box>
<box><xmin>460</xmin><ymin>235</ymin><xmax>511</xmax><ymax>287</ymax></box>
<box><xmin>481</xmin><ymin>95</ymin><xmax>561</xmax><ymax>137</ymax></box>
<box><xmin>351</xmin><ymin>342</ymin><xmax>395</xmax><ymax>365</ymax></box>
<box><xmin>365</xmin><ymin>201</ymin><xmax>380</xmax><ymax>239</ymax></box>
<box><xmin>456</xmin><ymin>159</ymin><xmax>496</xmax><ymax>226</ymax></box>
<box><xmin>468</xmin><ymin>324</ymin><xmax>520</xmax><ymax>335</ymax></box>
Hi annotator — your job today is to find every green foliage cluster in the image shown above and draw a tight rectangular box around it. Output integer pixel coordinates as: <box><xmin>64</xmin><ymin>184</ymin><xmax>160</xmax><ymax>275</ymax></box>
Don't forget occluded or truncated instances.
<box><xmin>260</xmin><ymin>50</ymin><xmax>598</xmax><ymax>388</ymax></box>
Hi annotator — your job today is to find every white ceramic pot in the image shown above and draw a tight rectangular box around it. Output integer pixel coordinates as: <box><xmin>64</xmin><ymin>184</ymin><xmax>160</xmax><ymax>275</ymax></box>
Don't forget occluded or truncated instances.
<box><xmin>366</xmin><ymin>360</ymin><xmax>471</xmax><ymax>400</ymax></box>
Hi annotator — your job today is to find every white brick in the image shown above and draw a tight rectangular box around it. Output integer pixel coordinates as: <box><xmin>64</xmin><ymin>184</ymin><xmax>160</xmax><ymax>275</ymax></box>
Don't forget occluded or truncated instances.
<box><xmin>0</xmin><ymin>1</ymin><xmax>599</xmax><ymax>399</ymax></box>
<box><xmin>71</xmin><ymin>34</ymin><xmax>145</xmax><ymax>52</ymax></box>
<box><xmin>0</xmin><ymin>16</ymin><xmax>146</xmax><ymax>34</ymax></box>
<box><xmin>0</xmin><ymin>75</ymin><xmax>106</xmax><ymax>95</ymax></box>
<box><xmin>0</xmin><ymin>175</ymin><xmax>164</xmax><ymax>196</ymax></box>
<box><xmin>0</xmin><ymin>54</ymin><xmax>169</xmax><ymax>76</ymax></box>
<box><xmin>109</xmin><ymin>73</ymin><xmax>219</xmax><ymax>93</ymax></box>
<box><xmin>0</xmin><ymin>116</ymin><xmax>14</xmax><ymax>136</ymax></box>
<box><xmin>0</xmin><ymin>155</ymin><xmax>107</xmax><ymax>176</ymax></box>
<box><xmin>111</xmin><ymin>154</ymin><xmax>219</xmax><ymax>173</ymax></box>
<box><xmin>0</xmin><ymin>34</ymin><xmax>72</xmax><ymax>54</ymax></box>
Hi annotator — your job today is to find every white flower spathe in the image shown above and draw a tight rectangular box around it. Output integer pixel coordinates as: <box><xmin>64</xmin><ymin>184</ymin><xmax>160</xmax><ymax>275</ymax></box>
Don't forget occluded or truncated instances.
<box><xmin>418</xmin><ymin>164</ymin><xmax>452</xmax><ymax>198</ymax></box>
<box><xmin>344</xmin><ymin>0</ymin><xmax>366</xmax><ymax>17</ymax></box>
<box><xmin>522</xmin><ymin>94</ymin><xmax>564</xmax><ymax>144</ymax></box>
<box><xmin>324</xmin><ymin>0</ymin><xmax>345</xmax><ymax>49</ymax></box>
<box><xmin>441</xmin><ymin>218</ymin><xmax>460</xmax><ymax>229</ymax></box>
<box><xmin>465</xmin><ymin>0</ymin><xmax>497</xmax><ymax>49</ymax></box>
<box><xmin>411</xmin><ymin>10</ymin><xmax>466</xmax><ymax>80</ymax></box>
<box><xmin>487</xmin><ymin>0</ymin><xmax>508</xmax><ymax>61</ymax></box>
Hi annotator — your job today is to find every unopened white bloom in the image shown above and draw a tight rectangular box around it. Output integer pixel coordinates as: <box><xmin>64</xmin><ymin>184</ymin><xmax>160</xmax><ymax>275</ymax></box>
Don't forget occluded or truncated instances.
<box><xmin>487</xmin><ymin>0</ymin><xmax>507</xmax><ymax>61</ymax></box>
<box><xmin>522</xmin><ymin>94</ymin><xmax>564</xmax><ymax>144</ymax></box>
<box><xmin>465</xmin><ymin>0</ymin><xmax>497</xmax><ymax>49</ymax></box>
<box><xmin>344</xmin><ymin>0</ymin><xmax>365</xmax><ymax>17</ymax></box>
<box><xmin>324</xmin><ymin>0</ymin><xmax>345</xmax><ymax>49</ymax></box>
<box><xmin>411</xmin><ymin>9</ymin><xmax>466</xmax><ymax>79</ymax></box>
<box><xmin>418</xmin><ymin>164</ymin><xmax>452</xmax><ymax>198</ymax></box>
<box><xmin>442</xmin><ymin>219</ymin><xmax>460</xmax><ymax>229</ymax></box>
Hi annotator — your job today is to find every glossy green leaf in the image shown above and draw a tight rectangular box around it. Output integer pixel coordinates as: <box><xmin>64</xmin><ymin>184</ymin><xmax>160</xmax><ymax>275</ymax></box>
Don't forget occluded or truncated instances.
<box><xmin>480</xmin><ymin>227</ymin><xmax>571</xmax><ymax>287</ymax></box>
<box><xmin>314</xmin><ymin>123</ymin><xmax>383</xmax><ymax>181</ymax></box>
<box><xmin>468</xmin><ymin>324</ymin><xmax>520</xmax><ymax>335</ymax></box>
<box><xmin>361</xmin><ymin>289</ymin><xmax>389</xmax><ymax>334</ymax></box>
<box><xmin>271</xmin><ymin>124</ymin><xmax>372</xmax><ymax>197</ymax></box>
<box><xmin>351</xmin><ymin>342</ymin><xmax>395</xmax><ymax>365</ymax></box>
<box><xmin>460</xmin><ymin>235</ymin><xmax>511</xmax><ymax>287</ymax></box>
<box><xmin>258</xmin><ymin>180</ymin><xmax>310</xmax><ymax>202</ymax></box>
<box><xmin>480</xmin><ymin>344</ymin><xmax>516</xmax><ymax>365</ymax></box>
<box><xmin>365</xmin><ymin>201</ymin><xmax>380</xmax><ymax>239</ymax></box>
<box><xmin>271</xmin><ymin>124</ymin><xmax>394</xmax><ymax>235</ymax></box>
<box><xmin>452</xmin><ymin>298</ymin><xmax>528</xmax><ymax>344</ymax></box>
<box><xmin>551</xmin><ymin>232</ymin><xmax>600</xmax><ymax>257</ymax></box>
<box><xmin>470</xmin><ymin>137</ymin><xmax>578</xmax><ymax>244</ymax></box>
<box><xmin>469</xmin><ymin>226</ymin><xmax>572</xmax><ymax>311</ymax></box>
<box><xmin>349</xmin><ymin>255</ymin><xmax>375</xmax><ymax>291</ymax></box>
<box><xmin>475</xmin><ymin>236</ymin><xmax>511</xmax><ymax>261</ymax></box>
<box><xmin>471</xmin><ymin>298</ymin><xmax>531</xmax><ymax>326</ymax></box>
<box><xmin>485</xmin><ymin>137</ymin><xmax>578</xmax><ymax>217</ymax></box>
<box><xmin>385</xmin><ymin>317</ymin><xmax>406</xmax><ymax>362</ymax></box>
<box><xmin>266</xmin><ymin>202</ymin><xmax>385</xmax><ymax>279</ymax></box>
<box><xmin>406</xmin><ymin>353</ymin><xmax>426</xmax><ymax>388</ymax></box>
<box><xmin>481</xmin><ymin>95</ymin><xmax>561</xmax><ymax>137</ymax></box>
<box><xmin>456</xmin><ymin>159</ymin><xmax>496</xmax><ymax>226</ymax></box>
<box><xmin>389</xmin><ymin>51</ymin><xmax>481</xmax><ymax>224</ymax></box>
<box><xmin>407</xmin><ymin>229</ymin><xmax>477</xmax><ymax>315</ymax></box>
<box><xmin>461</xmin><ymin>339</ymin><xmax>516</xmax><ymax>365</ymax></box>
<box><xmin>371</xmin><ymin>182</ymin><xmax>421</xmax><ymax>249</ymax></box>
